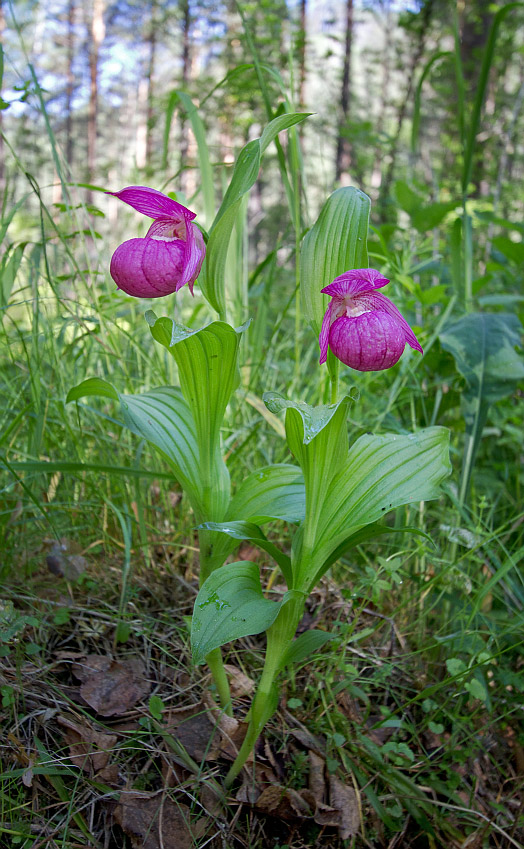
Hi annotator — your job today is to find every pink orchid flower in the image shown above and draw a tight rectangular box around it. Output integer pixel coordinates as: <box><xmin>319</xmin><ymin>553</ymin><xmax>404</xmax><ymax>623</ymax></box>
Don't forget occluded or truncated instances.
<box><xmin>319</xmin><ymin>269</ymin><xmax>423</xmax><ymax>371</ymax></box>
<box><xmin>107</xmin><ymin>186</ymin><xmax>205</xmax><ymax>298</ymax></box>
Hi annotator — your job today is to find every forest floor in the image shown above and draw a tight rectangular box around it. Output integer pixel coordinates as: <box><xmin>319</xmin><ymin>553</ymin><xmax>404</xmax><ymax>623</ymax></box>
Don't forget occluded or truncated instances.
<box><xmin>1</xmin><ymin>544</ymin><xmax>523</xmax><ymax>849</ymax></box>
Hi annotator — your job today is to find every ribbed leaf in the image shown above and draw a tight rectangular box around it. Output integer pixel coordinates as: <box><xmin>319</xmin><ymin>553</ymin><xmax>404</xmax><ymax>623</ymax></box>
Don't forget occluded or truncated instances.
<box><xmin>67</xmin><ymin>381</ymin><xmax>207</xmax><ymax>514</ymax></box>
<box><xmin>301</xmin><ymin>187</ymin><xmax>371</xmax><ymax>338</ymax></box>
<box><xmin>303</xmin><ymin>428</ymin><xmax>451</xmax><ymax>590</ymax></box>
<box><xmin>227</xmin><ymin>463</ymin><xmax>305</xmax><ymax>524</ymax></box>
<box><xmin>198</xmin><ymin>521</ymin><xmax>293</xmax><ymax>587</ymax></box>
<box><xmin>200</xmin><ymin>113</ymin><xmax>311</xmax><ymax>316</ymax></box>
<box><xmin>191</xmin><ymin>561</ymin><xmax>282</xmax><ymax>665</ymax></box>
<box><xmin>147</xmin><ymin>316</ymin><xmax>245</xmax><ymax>516</ymax></box>
<box><xmin>440</xmin><ymin>312</ymin><xmax>524</xmax><ymax>501</ymax></box>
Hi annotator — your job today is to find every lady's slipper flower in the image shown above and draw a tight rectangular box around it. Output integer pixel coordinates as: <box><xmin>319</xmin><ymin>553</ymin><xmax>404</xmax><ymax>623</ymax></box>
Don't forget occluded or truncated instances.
<box><xmin>319</xmin><ymin>268</ymin><xmax>422</xmax><ymax>371</ymax></box>
<box><xmin>108</xmin><ymin>186</ymin><xmax>205</xmax><ymax>298</ymax></box>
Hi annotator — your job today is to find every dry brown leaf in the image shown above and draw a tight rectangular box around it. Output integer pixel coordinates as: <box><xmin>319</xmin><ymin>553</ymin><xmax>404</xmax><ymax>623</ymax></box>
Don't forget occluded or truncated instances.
<box><xmin>329</xmin><ymin>775</ymin><xmax>360</xmax><ymax>839</ymax></box>
<box><xmin>113</xmin><ymin>791</ymin><xmax>208</xmax><ymax>849</ymax></box>
<box><xmin>72</xmin><ymin>655</ymin><xmax>150</xmax><ymax>716</ymax></box>
<box><xmin>201</xmin><ymin>692</ymin><xmax>248</xmax><ymax>761</ymax></box>
<box><xmin>97</xmin><ymin>763</ymin><xmax>121</xmax><ymax>785</ymax></box>
<box><xmin>223</xmin><ymin>664</ymin><xmax>255</xmax><ymax>698</ymax></box>
<box><xmin>308</xmin><ymin>750</ymin><xmax>326</xmax><ymax>803</ymax></box>
<box><xmin>165</xmin><ymin>704</ymin><xmax>221</xmax><ymax>762</ymax></box>
<box><xmin>45</xmin><ymin>538</ymin><xmax>88</xmax><ymax>580</ymax></box>
<box><xmin>58</xmin><ymin>714</ymin><xmax>117</xmax><ymax>773</ymax></box>
<box><xmin>255</xmin><ymin>784</ymin><xmax>313</xmax><ymax>820</ymax></box>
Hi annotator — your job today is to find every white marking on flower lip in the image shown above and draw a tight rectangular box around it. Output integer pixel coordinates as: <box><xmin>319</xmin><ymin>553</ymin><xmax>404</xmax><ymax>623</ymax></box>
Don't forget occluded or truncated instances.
<box><xmin>333</xmin><ymin>296</ymin><xmax>372</xmax><ymax>320</ymax></box>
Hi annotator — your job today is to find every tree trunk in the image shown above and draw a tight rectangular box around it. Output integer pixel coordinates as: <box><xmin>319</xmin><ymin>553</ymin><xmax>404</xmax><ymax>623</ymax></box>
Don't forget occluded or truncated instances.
<box><xmin>335</xmin><ymin>0</ymin><xmax>353</xmax><ymax>183</ymax></box>
<box><xmin>378</xmin><ymin>0</ymin><xmax>433</xmax><ymax>219</ymax></box>
<box><xmin>298</xmin><ymin>0</ymin><xmax>307</xmax><ymax>108</ymax></box>
<box><xmin>0</xmin><ymin>0</ymin><xmax>5</xmax><ymax>196</ymax></box>
<box><xmin>65</xmin><ymin>0</ymin><xmax>75</xmax><ymax>168</ymax></box>
<box><xmin>87</xmin><ymin>0</ymin><xmax>105</xmax><ymax>201</ymax></box>
<box><xmin>179</xmin><ymin>0</ymin><xmax>192</xmax><ymax>194</ymax></box>
<box><xmin>145</xmin><ymin>1</ymin><xmax>158</xmax><ymax>168</ymax></box>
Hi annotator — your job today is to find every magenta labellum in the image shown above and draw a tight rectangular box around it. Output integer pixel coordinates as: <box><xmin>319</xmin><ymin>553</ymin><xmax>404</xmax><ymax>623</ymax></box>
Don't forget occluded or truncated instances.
<box><xmin>108</xmin><ymin>186</ymin><xmax>205</xmax><ymax>298</ymax></box>
<box><xmin>319</xmin><ymin>269</ymin><xmax>423</xmax><ymax>371</ymax></box>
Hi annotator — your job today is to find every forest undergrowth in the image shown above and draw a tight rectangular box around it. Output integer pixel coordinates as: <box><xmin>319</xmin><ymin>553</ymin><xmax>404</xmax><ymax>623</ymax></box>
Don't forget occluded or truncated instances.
<box><xmin>1</xmin><ymin>0</ymin><xmax>524</xmax><ymax>847</ymax></box>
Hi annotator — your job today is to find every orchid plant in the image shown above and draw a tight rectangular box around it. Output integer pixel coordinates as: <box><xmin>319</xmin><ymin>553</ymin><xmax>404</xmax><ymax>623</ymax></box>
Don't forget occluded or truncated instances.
<box><xmin>67</xmin><ymin>114</ymin><xmax>450</xmax><ymax>787</ymax></box>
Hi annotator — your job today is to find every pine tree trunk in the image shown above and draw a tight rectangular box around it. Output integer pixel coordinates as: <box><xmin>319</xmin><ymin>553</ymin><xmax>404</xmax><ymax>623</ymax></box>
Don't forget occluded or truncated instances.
<box><xmin>298</xmin><ymin>0</ymin><xmax>307</xmax><ymax>107</ymax></box>
<box><xmin>180</xmin><ymin>0</ymin><xmax>192</xmax><ymax>194</ymax></box>
<box><xmin>145</xmin><ymin>2</ymin><xmax>158</xmax><ymax>168</ymax></box>
<box><xmin>65</xmin><ymin>0</ymin><xmax>75</xmax><ymax>168</ymax></box>
<box><xmin>87</xmin><ymin>0</ymin><xmax>105</xmax><ymax>202</ymax></box>
<box><xmin>335</xmin><ymin>0</ymin><xmax>353</xmax><ymax>183</ymax></box>
<box><xmin>378</xmin><ymin>0</ymin><xmax>433</xmax><ymax>219</ymax></box>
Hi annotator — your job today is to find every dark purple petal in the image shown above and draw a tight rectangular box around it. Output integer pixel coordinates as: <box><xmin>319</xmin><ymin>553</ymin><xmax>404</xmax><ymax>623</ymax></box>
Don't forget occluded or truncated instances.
<box><xmin>321</xmin><ymin>268</ymin><xmax>389</xmax><ymax>299</ymax></box>
<box><xmin>107</xmin><ymin>186</ymin><xmax>196</xmax><ymax>221</ymax></box>
<box><xmin>328</xmin><ymin>312</ymin><xmax>406</xmax><ymax>371</ymax></box>
<box><xmin>110</xmin><ymin>237</ymin><xmax>186</xmax><ymax>298</ymax></box>
<box><xmin>178</xmin><ymin>223</ymin><xmax>206</xmax><ymax>295</ymax></box>
<box><xmin>367</xmin><ymin>292</ymin><xmax>423</xmax><ymax>353</ymax></box>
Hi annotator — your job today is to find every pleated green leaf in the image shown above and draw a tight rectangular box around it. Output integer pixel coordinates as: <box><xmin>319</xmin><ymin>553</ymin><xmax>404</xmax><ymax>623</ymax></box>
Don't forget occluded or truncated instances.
<box><xmin>227</xmin><ymin>463</ymin><xmax>305</xmax><ymax>524</ymax></box>
<box><xmin>199</xmin><ymin>113</ymin><xmax>311</xmax><ymax>316</ymax></box>
<box><xmin>302</xmin><ymin>427</ymin><xmax>451</xmax><ymax>590</ymax></box>
<box><xmin>191</xmin><ymin>561</ymin><xmax>282</xmax><ymax>665</ymax></box>
<box><xmin>198</xmin><ymin>521</ymin><xmax>293</xmax><ymax>587</ymax></box>
<box><xmin>147</xmin><ymin>316</ymin><xmax>245</xmax><ymax>518</ymax></box>
<box><xmin>301</xmin><ymin>187</ymin><xmax>371</xmax><ymax>338</ymax></box>
<box><xmin>67</xmin><ymin>381</ymin><xmax>207</xmax><ymax>514</ymax></box>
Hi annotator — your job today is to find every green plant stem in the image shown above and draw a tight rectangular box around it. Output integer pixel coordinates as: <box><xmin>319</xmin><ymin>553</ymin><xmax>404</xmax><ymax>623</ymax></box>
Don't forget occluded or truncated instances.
<box><xmin>205</xmin><ymin>647</ymin><xmax>233</xmax><ymax>716</ymax></box>
<box><xmin>224</xmin><ymin>591</ymin><xmax>305</xmax><ymax>787</ymax></box>
<box><xmin>198</xmin><ymin>528</ymin><xmax>233</xmax><ymax>716</ymax></box>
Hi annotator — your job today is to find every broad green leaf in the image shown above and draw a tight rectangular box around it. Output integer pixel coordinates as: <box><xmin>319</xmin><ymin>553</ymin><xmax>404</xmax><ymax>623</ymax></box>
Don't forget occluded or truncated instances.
<box><xmin>492</xmin><ymin>236</ymin><xmax>524</xmax><ymax>266</ymax></box>
<box><xmin>227</xmin><ymin>463</ymin><xmax>305</xmax><ymax>524</ymax></box>
<box><xmin>280</xmin><ymin>629</ymin><xmax>336</xmax><ymax>668</ymax></box>
<box><xmin>411</xmin><ymin>201</ymin><xmax>457</xmax><ymax>232</ymax></box>
<box><xmin>191</xmin><ymin>561</ymin><xmax>282</xmax><ymax>665</ymax></box>
<box><xmin>264</xmin><ymin>395</ymin><xmax>352</xmax><ymax>572</ymax></box>
<box><xmin>440</xmin><ymin>312</ymin><xmax>524</xmax><ymax>501</ymax></box>
<box><xmin>304</xmin><ymin>428</ymin><xmax>450</xmax><ymax>589</ymax></box>
<box><xmin>147</xmin><ymin>316</ymin><xmax>245</xmax><ymax>516</ymax></box>
<box><xmin>199</xmin><ymin>113</ymin><xmax>310</xmax><ymax>316</ymax></box>
<box><xmin>394</xmin><ymin>180</ymin><xmax>421</xmax><ymax>216</ymax></box>
<box><xmin>300</xmin><ymin>187</ymin><xmax>371</xmax><ymax>338</ymax></box>
<box><xmin>67</xmin><ymin>381</ymin><xmax>209</xmax><ymax>516</ymax></box>
<box><xmin>66</xmin><ymin>377</ymin><xmax>119</xmax><ymax>403</ymax></box>
<box><xmin>322</xmin><ymin>524</ymin><xmax>432</xmax><ymax>572</ymax></box>
<box><xmin>259</xmin><ymin>112</ymin><xmax>311</xmax><ymax>154</ymax></box>
<box><xmin>198</xmin><ymin>520</ymin><xmax>293</xmax><ymax>587</ymax></box>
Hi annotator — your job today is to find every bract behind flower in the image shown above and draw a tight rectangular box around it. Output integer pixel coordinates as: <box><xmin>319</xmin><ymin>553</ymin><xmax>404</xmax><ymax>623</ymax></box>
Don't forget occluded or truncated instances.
<box><xmin>319</xmin><ymin>269</ymin><xmax>422</xmax><ymax>372</ymax></box>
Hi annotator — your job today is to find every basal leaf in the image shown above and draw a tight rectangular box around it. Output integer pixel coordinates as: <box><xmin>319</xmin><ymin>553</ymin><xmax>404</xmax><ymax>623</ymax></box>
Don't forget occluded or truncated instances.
<box><xmin>191</xmin><ymin>561</ymin><xmax>282</xmax><ymax>665</ymax></box>
<box><xmin>66</xmin><ymin>377</ymin><xmax>119</xmax><ymax>403</ymax></box>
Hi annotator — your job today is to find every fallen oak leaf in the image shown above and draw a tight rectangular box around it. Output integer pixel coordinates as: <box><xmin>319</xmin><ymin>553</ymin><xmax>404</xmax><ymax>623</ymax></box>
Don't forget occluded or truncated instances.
<box><xmin>72</xmin><ymin>655</ymin><xmax>150</xmax><ymax>716</ymax></box>
<box><xmin>57</xmin><ymin>714</ymin><xmax>117</xmax><ymax>774</ymax></box>
<box><xmin>113</xmin><ymin>791</ymin><xmax>209</xmax><ymax>849</ymax></box>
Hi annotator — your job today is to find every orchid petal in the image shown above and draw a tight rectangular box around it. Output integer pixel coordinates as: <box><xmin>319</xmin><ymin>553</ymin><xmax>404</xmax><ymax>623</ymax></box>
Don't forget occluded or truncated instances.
<box><xmin>367</xmin><ymin>292</ymin><xmax>423</xmax><ymax>352</ymax></box>
<box><xmin>110</xmin><ymin>237</ymin><xmax>186</xmax><ymax>298</ymax></box>
<box><xmin>107</xmin><ymin>186</ymin><xmax>196</xmax><ymax>221</ymax></box>
<box><xmin>329</xmin><ymin>312</ymin><xmax>406</xmax><ymax>371</ymax></box>
<box><xmin>319</xmin><ymin>299</ymin><xmax>338</xmax><ymax>364</ymax></box>
<box><xmin>321</xmin><ymin>268</ymin><xmax>389</xmax><ymax>299</ymax></box>
<box><xmin>178</xmin><ymin>223</ymin><xmax>206</xmax><ymax>295</ymax></box>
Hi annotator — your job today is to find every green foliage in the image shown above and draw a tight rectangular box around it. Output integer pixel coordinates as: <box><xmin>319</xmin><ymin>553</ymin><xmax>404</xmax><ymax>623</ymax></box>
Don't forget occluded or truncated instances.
<box><xmin>191</xmin><ymin>560</ymin><xmax>283</xmax><ymax>665</ymax></box>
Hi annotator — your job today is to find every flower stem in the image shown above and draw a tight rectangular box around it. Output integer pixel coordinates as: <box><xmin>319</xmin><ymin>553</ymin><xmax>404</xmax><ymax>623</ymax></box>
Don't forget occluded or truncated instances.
<box><xmin>206</xmin><ymin>647</ymin><xmax>233</xmax><ymax>716</ymax></box>
<box><xmin>224</xmin><ymin>591</ymin><xmax>305</xmax><ymax>787</ymax></box>
<box><xmin>197</xmin><ymin>528</ymin><xmax>233</xmax><ymax>716</ymax></box>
